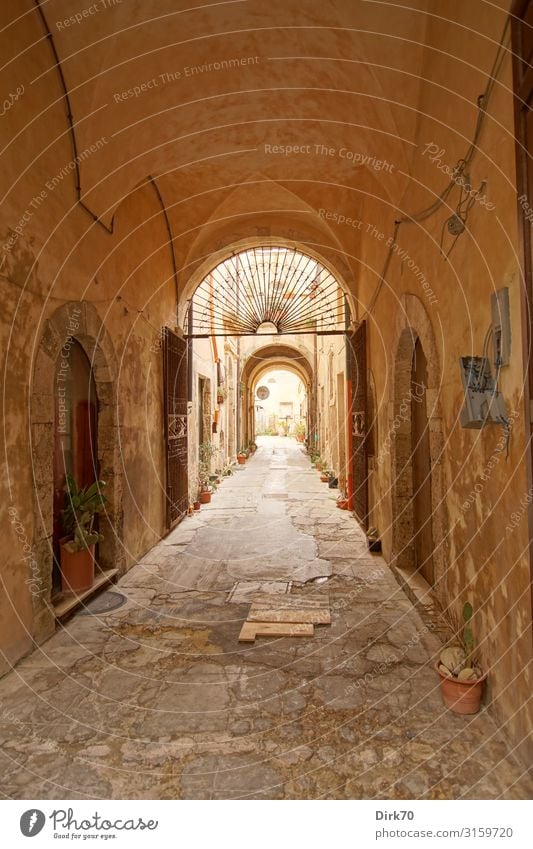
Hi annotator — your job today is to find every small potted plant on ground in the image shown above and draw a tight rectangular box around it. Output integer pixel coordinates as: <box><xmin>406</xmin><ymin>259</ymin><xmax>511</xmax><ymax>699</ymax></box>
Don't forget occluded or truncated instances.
<box><xmin>435</xmin><ymin>602</ymin><xmax>487</xmax><ymax>715</ymax></box>
<box><xmin>60</xmin><ymin>474</ymin><xmax>107</xmax><ymax>594</ymax></box>
<box><xmin>320</xmin><ymin>469</ymin><xmax>334</xmax><ymax>483</ymax></box>
<box><xmin>308</xmin><ymin>451</ymin><xmax>320</xmax><ymax>466</ymax></box>
<box><xmin>199</xmin><ymin>484</ymin><xmax>212</xmax><ymax>504</ymax></box>
<box><xmin>248</xmin><ymin>441</ymin><xmax>257</xmax><ymax>454</ymax></box>
<box><xmin>295</xmin><ymin>422</ymin><xmax>306</xmax><ymax>443</ymax></box>
<box><xmin>367</xmin><ymin>527</ymin><xmax>382</xmax><ymax>553</ymax></box>
<box><xmin>216</xmin><ymin>385</ymin><xmax>228</xmax><ymax>404</ymax></box>
<box><xmin>237</xmin><ymin>448</ymin><xmax>248</xmax><ymax>464</ymax></box>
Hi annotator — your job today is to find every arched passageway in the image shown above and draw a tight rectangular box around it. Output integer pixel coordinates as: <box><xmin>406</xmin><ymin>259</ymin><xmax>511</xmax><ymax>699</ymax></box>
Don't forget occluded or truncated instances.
<box><xmin>239</xmin><ymin>343</ymin><xmax>315</xmax><ymax>449</ymax></box>
<box><xmin>2</xmin><ymin>0</ymin><xmax>533</xmax><ymax>802</ymax></box>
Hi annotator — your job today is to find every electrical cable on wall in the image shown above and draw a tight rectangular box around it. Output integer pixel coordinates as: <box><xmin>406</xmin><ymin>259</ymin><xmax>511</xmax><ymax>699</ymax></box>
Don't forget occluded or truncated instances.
<box><xmin>360</xmin><ymin>17</ymin><xmax>511</xmax><ymax>322</ymax></box>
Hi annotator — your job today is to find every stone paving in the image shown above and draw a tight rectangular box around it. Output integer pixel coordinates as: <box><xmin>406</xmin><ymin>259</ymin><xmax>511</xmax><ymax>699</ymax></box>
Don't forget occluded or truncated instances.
<box><xmin>0</xmin><ymin>437</ymin><xmax>531</xmax><ymax>800</ymax></box>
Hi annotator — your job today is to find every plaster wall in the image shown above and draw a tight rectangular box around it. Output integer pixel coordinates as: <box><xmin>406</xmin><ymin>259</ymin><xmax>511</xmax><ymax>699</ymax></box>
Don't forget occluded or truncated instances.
<box><xmin>356</xmin><ymin>1</ymin><xmax>532</xmax><ymax>761</ymax></box>
<box><xmin>0</xmin><ymin>43</ymin><xmax>178</xmax><ymax>673</ymax></box>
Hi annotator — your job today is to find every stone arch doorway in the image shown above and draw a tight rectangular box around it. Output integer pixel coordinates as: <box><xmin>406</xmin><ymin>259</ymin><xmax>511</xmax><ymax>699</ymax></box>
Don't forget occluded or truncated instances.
<box><xmin>240</xmin><ymin>343</ymin><xmax>314</xmax><ymax>448</ymax></box>
<box><xmin>391</xmin><ymin>295</ymin><xmax>444</xmax><ymax>598</ymax></box>
<box><xmin>30</xmin><ymin>302</ymin><xmax>123</xmax><ymax>640</ymax></box>
<box><xmin>179</xmin><ymin>242</ymin><xmax>350</xmax><ymax>499</ymax></box>
<box><xmin>253</xmin><ymin>367</ymin><xmax>308</xmax><ymax>441</ymax></box>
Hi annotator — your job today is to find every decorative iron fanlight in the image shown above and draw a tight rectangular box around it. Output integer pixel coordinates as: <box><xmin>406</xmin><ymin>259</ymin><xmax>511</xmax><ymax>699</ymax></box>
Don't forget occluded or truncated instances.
<box><xmin>186</xmin><ymin>246</ymin><xmax>345</xmax><ymax>336</ymax></box>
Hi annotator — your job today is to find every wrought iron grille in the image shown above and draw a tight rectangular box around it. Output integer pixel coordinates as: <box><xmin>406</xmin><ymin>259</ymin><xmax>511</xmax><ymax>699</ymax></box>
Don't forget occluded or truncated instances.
<box><xmin>186</xmin><ymin>246</ymin><xmax>345</xmax><ymax>337</ymax></box>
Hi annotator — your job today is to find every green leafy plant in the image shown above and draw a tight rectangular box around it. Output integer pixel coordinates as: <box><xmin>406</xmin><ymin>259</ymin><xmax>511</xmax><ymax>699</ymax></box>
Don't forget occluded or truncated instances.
<box><xmin>295</xmin><ymin>422</ymin><xmax>306</xmax><ymax>441</ymax></box>
<box><xmin>199</xmin><ymin>440</ymin><xmax>216</xmax><ymax>485</ymax></box>
<box><xmin>61</xmin><ymin>474</ymin><xmax>107</xmax><ymax>553</ymax></box>
<box><xmin>438</xmin><ymin>600</ymin><xmax>483</xmax><ymax>680</ymax></box>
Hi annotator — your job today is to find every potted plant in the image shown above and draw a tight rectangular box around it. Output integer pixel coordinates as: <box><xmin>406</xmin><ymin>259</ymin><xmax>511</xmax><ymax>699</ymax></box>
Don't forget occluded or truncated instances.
<box><xmin>237</xmin><ymin>448</ymin><xmax>248</xmax><ymax>464</ymax></box>
<box><xmin>60</xmin><ymin>474</ymin><xmax>107</xmax><ymax>594</ymax></box>
<box><xmin>336</xmin><ymin>495</ymin><xmax>350</xmax><ymax>510</ymax></box>
<box><xmin>198</xmin><ymin>441</ymin><xmax>216</xmax><ymax>502</ymax></box>
<box><xmin>248</xmin><ymin>441</ymin><xmax>257</xmax><ymax>454</ymax></box>
<box><xmin>295</xmin><ymin>422</ymin><xmax>306</xmax><ymax>443</ymax></box>
<box><xmin>308</xmin><ymin>451</ymin><xmax>320</xmax><ymax>466</ymax></box>
<box><xmin>199</xmin><ymin>440</ymin><xmax>215</xmax><ymax>478</ymax></box>
<box><xmin>193</xmin><ymin>499</ymin><xmax>201</xmax><ymax>511</ymax></box>
<box><xmin>367</xmin><ymin>527</ymin><xmax>382</xmax><ymax>553</ymax></box>
<box><xmin>216</xmin><ymin>385</ymin><xmax>228</xmax><ymax>404</ymax></box>
<box><xmin>435</xmin><ymin>602</ymin><xmax>487</xmax><ymax>715</ymax></box>
<box><xmin>199</xmin><ymin>485</ymin><xmax>212</xmax><ymax>504</ymax></box>
<box><xmin>320</xmin><ymin>469</ymin><xmax>334</xmax><ymax>483</ymax></box>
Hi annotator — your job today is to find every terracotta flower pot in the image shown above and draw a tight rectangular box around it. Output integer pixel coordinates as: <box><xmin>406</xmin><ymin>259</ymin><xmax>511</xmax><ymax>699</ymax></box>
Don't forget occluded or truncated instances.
<box><xmin>435</xmin><ymin>662</ymin><xmax>487</xmax><ymax>714</ymax></box>
<box><xmin>193</xmin><ymin>501</ymin><xmax>201</xmax><ymax>511</ymax></box>
<box><xmin>60</xmin><ymin>543</ymin><xmax>95</xmax><ymax>594</ymax></box>
<box><xmin>320</xmin><ymin>474</ymin><xmax>330</xmax><ymax>482</ymax></box>
<box><xmin>336</xmin><ymin>498</ymin><xmax>350</xmax><ymax>510</ymax></box>
<box><xmin>199</xmin><ymin>490</ymin><xmax>212</xmax><ymax>504</ymax></box>
<box><xmin>237</xmin><ymin>454</ymin><xmax>246</xmax><ymax>464</ymax></box>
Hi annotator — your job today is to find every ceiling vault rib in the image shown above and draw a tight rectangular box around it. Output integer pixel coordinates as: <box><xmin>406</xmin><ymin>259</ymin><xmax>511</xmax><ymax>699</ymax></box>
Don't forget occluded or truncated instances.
<box><xmin>33</xmin><ymin>0</ymin><xmax>180</xmax><ymax>309</ymax></box>
<box><xmin>148</xmin><ymin>177</ymin><xmax>180</xmax><ymax>310</ymax></box>
<box><xmin>33</xmin><ymin>0</ymin><xmax>114</xmax><ymax>234</ymax></box>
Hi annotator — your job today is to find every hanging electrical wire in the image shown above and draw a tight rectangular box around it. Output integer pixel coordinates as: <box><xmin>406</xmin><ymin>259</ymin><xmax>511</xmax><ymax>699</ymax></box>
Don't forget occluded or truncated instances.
<box><xmin>359</xmin><ymin>16</ymin><xmax>512</xmax><ymax>321</ymax></box>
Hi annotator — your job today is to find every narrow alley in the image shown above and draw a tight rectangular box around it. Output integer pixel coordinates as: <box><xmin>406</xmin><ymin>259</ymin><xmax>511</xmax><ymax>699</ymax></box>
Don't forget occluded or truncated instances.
<box><xmin>0</xmin><ymin>438</ymin><xmax>529</xmax><ymax>800</ymax></box>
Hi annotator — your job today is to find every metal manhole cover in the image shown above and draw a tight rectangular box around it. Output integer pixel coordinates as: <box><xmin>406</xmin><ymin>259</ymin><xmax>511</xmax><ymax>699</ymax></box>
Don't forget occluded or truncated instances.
<box><xmin>79</xmin><ymin>591</ymin><xmax>127</xmax><ymax>615</ymax></box>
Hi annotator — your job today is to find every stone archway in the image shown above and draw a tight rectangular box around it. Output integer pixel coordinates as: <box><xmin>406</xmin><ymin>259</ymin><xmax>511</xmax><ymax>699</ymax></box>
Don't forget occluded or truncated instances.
<box><xmin>240</xmin><ymin>343</ymin><xmax>314</xmax><ymax>447</ymax></box>
<box><xmin>390</xmin><ymin>294</ymin><xmax>445</xmax><ymax>601</ymax></box>
<box><xmin>30</xmin><ymin>301</ymin><xmax>123</xmax><ymax>641</ymax></box>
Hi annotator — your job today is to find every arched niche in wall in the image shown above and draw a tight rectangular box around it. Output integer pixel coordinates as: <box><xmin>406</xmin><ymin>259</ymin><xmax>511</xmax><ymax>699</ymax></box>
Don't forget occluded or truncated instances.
<box><xmin>390</xmin><ymin>293</ymin><xmax>445</xmax><ymax>601</ymax></box>
<box><xmin>30</xmin><ymin>301</ymin><xmax>123</xmax><ymax>641</ymax></box>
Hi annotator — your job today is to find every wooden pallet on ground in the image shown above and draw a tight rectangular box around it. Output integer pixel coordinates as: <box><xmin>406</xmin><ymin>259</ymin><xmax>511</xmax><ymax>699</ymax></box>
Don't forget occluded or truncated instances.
<box><xmin>238</xmin><ymin>621</ymin><xmax>314</xmax><ymax>642</ymax></box>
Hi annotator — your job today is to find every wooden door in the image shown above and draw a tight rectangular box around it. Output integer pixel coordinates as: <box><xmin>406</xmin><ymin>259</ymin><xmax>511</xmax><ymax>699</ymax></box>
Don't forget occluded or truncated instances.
<box><xmin>163</xmin><ymin>328</ymin><xmax>189</xmax><ymax>528</ymax></box>
<box><xmin>347</xmin><ymin>321</ymin><xmax>369</xmax><ymax>529</ymax></box>
<box><xmin>411</xmin><ymin>339</ymin><xmax>434</xmax><ymax>585</ymax></box>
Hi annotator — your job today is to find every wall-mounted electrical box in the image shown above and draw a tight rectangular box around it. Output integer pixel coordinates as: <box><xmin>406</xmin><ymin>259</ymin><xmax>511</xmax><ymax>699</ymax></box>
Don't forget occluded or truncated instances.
<box><xmin>459</xmin><ymin>356</ymin><xmax>508</xmax><ymax>428</ymax></box>
<box><xmin>491</xmin><ymin>287</ymin><xmax>511</xmax><ymax>368</ymax></box>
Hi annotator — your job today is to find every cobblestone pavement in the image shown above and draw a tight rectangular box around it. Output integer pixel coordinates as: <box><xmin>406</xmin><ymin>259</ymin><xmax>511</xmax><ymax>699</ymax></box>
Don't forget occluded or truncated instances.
<box><xmin>1</xmin><ymin>438</ymin><xmax>531</xmax><ymax>799</ymax></box>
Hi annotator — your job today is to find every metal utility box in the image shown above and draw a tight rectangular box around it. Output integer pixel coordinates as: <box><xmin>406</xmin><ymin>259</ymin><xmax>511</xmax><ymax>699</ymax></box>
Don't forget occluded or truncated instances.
<box><xmin>459</xmin><ymin>356</ymin><xmax>508</xmax><ymax>428</ymax></box>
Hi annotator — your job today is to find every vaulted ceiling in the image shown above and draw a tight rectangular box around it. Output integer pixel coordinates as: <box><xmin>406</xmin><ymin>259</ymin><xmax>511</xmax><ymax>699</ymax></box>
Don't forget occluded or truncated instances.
<box><xmin>3</xmin><ymin>0</ymin><xmax>508</xmax><ymax>296</ymax></box>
